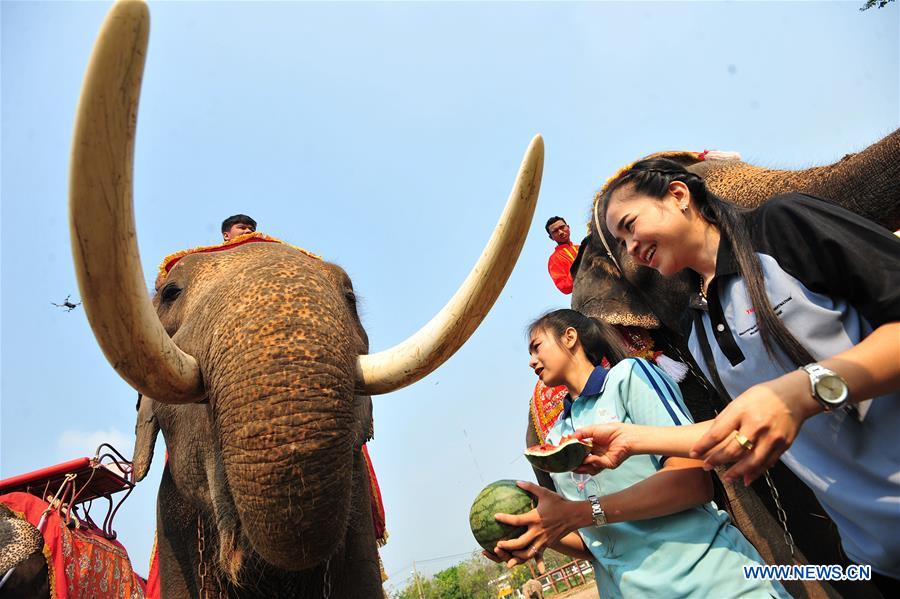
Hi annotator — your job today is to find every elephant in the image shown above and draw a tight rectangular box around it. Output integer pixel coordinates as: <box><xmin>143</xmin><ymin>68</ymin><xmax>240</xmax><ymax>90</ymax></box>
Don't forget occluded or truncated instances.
<box><xmin>521</xmin><ymin>577</ymin><xmax>544</xmax><ymax>599</ymax></box>
<box><xmin>69</xmin><ymin>2</ymin><xmax>542</xmax><ymax>598</ymax></box>
<box><xmin>525</xmin><ymin>129</ymin><xmax>899</xmax><ymax>598</ymax></box>
<box><xmin>0</xmin><ymin>503</ymin><xmax>50</xmax><ymax>599</ymax></box>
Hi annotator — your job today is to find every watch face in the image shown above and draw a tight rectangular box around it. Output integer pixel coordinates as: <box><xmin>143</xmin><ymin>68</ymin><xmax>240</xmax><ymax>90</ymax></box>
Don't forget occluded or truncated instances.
<box><xmin>815</xmin><ymin>374</ymin><xmax>848</xmax><ymax>403</ymax></box>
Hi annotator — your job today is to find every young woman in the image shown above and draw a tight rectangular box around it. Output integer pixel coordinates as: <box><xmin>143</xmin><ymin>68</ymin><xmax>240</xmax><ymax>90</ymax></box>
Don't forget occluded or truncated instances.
<box><xmin>490</xmin><ymin>309</ymin><xmax>789</xmax><ymax>598</ymax></box>
<box><xmin>575</xmin><ymin>158</ymin><xmax>900</xmax><ymax>589</ymax></box>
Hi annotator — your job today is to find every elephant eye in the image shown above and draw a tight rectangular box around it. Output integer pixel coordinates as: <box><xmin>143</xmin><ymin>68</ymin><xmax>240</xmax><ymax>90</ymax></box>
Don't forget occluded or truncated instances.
<box><xmin>160</xmin><ymin>283</ymin><xmax>182</xmax><ymax>304</ymax></box>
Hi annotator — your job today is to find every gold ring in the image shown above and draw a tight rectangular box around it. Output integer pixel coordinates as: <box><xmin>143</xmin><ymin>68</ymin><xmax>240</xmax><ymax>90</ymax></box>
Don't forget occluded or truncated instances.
<box><xmin>733</xmin><ymin>430</ymin><xmax>754</xmax><ymax>452</ymax></box>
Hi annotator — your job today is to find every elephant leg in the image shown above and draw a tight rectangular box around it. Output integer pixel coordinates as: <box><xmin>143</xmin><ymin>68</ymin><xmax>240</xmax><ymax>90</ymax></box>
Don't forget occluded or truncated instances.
<box><xmin>323</xmin><ymin>448</ymin><xmax>384</xmax><ymax>598</ymax></box>
<box><xmin>157</xmin><ymin>466</ymin><xmax>203</xmax><ymax>599</ymax></box>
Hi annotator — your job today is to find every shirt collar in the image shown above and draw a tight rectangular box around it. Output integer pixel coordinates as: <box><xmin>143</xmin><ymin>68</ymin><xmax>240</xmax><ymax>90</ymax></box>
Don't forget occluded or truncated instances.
<box><xmin>562</xmin><ymin>366</ymin><xmax>609</xmax><ymax>420</ymax></box>
<box><xmin>688</xmin><ymin>233</ymin><xmax>738</xmax><ymax>312</ymax></box>
<box><xmin>715</xmin><ymin>233</ymin><xmax>739</xmax><ymax>277</ymax></box>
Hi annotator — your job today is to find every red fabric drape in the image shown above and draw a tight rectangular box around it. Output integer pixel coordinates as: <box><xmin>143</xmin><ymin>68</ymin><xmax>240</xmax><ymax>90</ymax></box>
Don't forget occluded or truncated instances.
<box><xmin>529</xmin><ymin>380</ymin><xmax>569</xmax><ymax>445</ymax></box>
<box><xmin>362</xmin><ymin>444</ymin><xmax>388</xmax><ymax>546</ymax></box>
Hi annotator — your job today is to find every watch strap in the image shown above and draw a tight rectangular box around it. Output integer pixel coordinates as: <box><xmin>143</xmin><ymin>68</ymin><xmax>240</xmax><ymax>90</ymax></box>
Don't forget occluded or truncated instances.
<box><xmin>587</xmin><ymin>495</ymin><xmax>607</xmax><ymax>527</ymax></box>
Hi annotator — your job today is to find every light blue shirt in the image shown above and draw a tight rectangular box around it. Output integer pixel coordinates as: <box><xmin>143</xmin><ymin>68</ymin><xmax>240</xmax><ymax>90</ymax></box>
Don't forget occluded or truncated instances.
<box><xmin>548</xmin><ymin>359</ymin><xmax>789</xmax><ymax>598</ymax></box>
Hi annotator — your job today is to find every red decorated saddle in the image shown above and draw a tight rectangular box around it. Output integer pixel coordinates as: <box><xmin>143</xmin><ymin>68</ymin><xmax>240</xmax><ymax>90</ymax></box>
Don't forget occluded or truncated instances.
<box><xmin>0</xmin><ymin>446</ymin><xmax>146</xmax><ymax>599</ymax></box>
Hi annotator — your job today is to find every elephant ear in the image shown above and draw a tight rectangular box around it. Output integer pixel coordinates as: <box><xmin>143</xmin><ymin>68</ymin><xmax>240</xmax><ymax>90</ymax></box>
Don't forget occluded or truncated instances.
<box><xmin>352</xmin><ymin>394</ymin><xmax>374</xmax><ymax>447</ymax></box>
<box><xmin>133</xmin><ymin>393</ymin><xmax>160</xmax><ymax>482</ymax></box>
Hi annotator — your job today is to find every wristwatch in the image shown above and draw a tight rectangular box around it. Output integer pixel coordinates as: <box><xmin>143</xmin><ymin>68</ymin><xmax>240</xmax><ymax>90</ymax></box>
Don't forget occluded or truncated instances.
<box><xmin>800</xmin><ymin>364</ymin><xmax>849</xmax><ymax>412</ymax></box>
<box><xmin>587</xmin><ymin>495</ymin><xmax>607</xmax><ymax>527</ymax></box>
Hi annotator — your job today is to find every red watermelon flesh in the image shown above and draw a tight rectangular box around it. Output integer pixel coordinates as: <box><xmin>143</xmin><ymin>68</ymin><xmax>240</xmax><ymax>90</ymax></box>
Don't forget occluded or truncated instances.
<box><xmin>524</xmin><ymin>435</ymin><xmax>592</xmax><ymax>473</ymax></box>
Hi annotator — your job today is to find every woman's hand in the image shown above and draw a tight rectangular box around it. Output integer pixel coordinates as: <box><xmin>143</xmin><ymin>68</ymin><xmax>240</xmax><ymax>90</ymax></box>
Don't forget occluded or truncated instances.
<box><xmin>492</xmin><ymin>481</ymin><xmax>588</xmax><ymax>569</ymax></box>
<box><xmin>690</xmin><ymin>371</ymin><xmax>821</xmax><ymax>485</ymax></box>
<box><xmin>570</xmin><ymin>423</ymin><xmax>633</xmax><ymax>472</ymax></box>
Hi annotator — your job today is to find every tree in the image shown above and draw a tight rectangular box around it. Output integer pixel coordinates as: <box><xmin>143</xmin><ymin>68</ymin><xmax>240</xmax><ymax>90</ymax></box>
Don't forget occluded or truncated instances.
<box><xmin>433</xmin><ymin>566</ymin><xmax>464</xmax><ymax>599</ymax></box>
<box><xmin>389</xmin><ymin>550</ymin><xmax>592</xmax><ymax>598</ymax></box>
<box><xmin>860</xmin><ymin>0</ymin><xmax>895</xmax><ymax>9</ymax></box>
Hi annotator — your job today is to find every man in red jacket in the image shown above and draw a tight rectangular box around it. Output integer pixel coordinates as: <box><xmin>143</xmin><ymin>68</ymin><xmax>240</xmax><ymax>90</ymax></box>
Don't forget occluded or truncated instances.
<box><xmin>546</xmin><ymin>216</ymin><xmax>579</xmax><ymax>294</ymax></box>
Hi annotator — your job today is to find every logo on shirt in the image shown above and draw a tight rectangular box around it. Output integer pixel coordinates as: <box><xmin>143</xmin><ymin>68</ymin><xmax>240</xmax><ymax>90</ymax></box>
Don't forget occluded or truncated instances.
<box><xmin>594</xmin><ymin>407</ymin><xmax>619</xmax><ymax>424</ymax></box>
<box><xmin>738</xmin><ymin>295</ymin><xmax>793</xmax><ymax>337</ymax></box>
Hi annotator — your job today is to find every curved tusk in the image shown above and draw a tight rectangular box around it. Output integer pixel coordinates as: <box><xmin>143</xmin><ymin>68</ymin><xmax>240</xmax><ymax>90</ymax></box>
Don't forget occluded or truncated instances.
<box><xmin>356</xmin><ymin>135</ymin><xmax>544</xmax><ymax>395</ymax></box>
<box><xmin>69</xmin><ymin>0</ymin><xmax>203</xmax><ymax>403</ymax></box>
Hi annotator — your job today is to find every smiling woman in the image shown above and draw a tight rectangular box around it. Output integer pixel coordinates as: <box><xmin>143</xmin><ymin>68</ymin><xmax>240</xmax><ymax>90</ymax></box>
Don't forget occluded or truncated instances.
<box><xmin>580</xmin><ymin>158</ymin><xmax>900</xmax><ymax>591</ymax></box>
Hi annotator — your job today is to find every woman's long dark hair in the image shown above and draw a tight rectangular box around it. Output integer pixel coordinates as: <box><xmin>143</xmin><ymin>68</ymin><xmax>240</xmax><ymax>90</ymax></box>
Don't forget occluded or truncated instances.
<box><xmin>600</xmin><ymin>158</ymin><xmax>813</xmax><ymax>368</ymax></box>
<box><xmin>528</xmin><ymin>309</ymin><xmax>630</xmax><ymax>367</ymax></box>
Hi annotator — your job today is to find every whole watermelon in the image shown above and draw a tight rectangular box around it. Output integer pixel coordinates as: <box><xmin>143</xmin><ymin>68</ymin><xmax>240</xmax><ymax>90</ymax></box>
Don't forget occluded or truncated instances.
<box><xmin>469</xmin><ymin>480</ymin><xmax>536</xmax><ymax>553</ymax></box>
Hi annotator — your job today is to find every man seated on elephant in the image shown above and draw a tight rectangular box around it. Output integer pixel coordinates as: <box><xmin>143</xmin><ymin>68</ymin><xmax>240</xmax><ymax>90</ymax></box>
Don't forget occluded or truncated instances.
<box><xmin>153</xmin><ymin>214</ymin><xmax>259</xmax><ymax>290</ymax></box>
<box><xmin>546</xmin><ymin>216</ymin><xmax>579</xmax><ymax>294</ymax></box>
<box><xmin>222</xmin><ymin>213</ymin><xmax>257</xmax><ymax>241</ymax></box>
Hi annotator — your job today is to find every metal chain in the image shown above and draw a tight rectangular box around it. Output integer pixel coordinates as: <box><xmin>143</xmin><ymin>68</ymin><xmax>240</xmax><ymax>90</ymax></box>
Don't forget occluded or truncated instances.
<box><xmin>322</xmin><ymin>558</ymin><xmax>332</xmax><ymax>599</ymax></box>
<box><xmin>216</xmin><ymin>569</ymin><xmax>226</xmax><ymax>599</ymax></box>
<box><xmin>197</xmin><ymin>514</ymin><xmax>209</xmax><ymax>599</ymax></box>
<box><xmin>197</xmin><ymin>514</ymin><xmax>228</xmax><ymax>599</ymax></box>
<box><xmin>671</xmin><ymin>342</ymin><xmax>797</xmax><ymax>556</ymax></box>
<box><xmin>671</xmin><ymin>343</ymin><xmax>719</xmax><ymax>401</ymax></box>
<box><xmin>764</xmin><ymin>471</ymin><xmax>796</xmax><ymax>556</ymax></box>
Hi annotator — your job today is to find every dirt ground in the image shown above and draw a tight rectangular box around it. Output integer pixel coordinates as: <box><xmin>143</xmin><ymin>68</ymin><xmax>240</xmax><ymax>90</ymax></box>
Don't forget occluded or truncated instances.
<box><xmin>550</xmin><ymin>581</ymin><xmax>599</xmax><ymax>599</ymax></box>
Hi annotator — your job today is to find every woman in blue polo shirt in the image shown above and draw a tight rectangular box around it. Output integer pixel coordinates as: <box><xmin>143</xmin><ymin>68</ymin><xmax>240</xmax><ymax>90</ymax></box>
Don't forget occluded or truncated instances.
<box><xmin>492</xmin><ymin>309</ymin><xmax>788</xmax><ymax>598</ymax></box>
<box><xmin>578</xmin><ymin>158</ymin><xmax>900</xmax><ymax>591</ymax></box>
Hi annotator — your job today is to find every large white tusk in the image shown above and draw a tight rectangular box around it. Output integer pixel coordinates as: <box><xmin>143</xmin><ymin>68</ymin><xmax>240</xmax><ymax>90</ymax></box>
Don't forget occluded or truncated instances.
<box><xmin>69</xmin><ymin>0</ymin><xmax>203</xmax><ymax>403</ymax></box>
<box><xmin>356</xmin><ymin>135</ymin><xmax>544</xmax><ymax>395</ymax></box>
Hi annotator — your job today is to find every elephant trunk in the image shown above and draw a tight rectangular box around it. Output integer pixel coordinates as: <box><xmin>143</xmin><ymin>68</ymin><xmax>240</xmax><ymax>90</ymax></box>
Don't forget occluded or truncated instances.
<box><xmin>198</xmin><ymin>270</ymin><xmax>360</xmax><ymax>571</ymax></box>
<box><xmin>215</xmin><ymin>353</ymin><xmax>356</xmax><ymax>570</ymax></box>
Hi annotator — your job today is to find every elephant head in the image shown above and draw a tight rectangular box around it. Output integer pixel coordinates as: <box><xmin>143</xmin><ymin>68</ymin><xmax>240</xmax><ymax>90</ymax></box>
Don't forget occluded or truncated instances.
<box><xmin>572</xmin><ymin>129</ymin><xmax>900</xmax><ymax>332</ymax></box>
<box><xmin>72</xmin><ymin>2</ymin><xmax>542</xmax><ymax>595</ymax></box>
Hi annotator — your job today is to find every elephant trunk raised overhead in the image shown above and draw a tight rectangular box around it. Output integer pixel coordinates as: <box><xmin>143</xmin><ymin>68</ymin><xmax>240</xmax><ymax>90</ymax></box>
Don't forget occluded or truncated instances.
<box><xmin>69</xmin><ymin>1</ymin><xmax>542</xmax><ymax>595</ymax></box>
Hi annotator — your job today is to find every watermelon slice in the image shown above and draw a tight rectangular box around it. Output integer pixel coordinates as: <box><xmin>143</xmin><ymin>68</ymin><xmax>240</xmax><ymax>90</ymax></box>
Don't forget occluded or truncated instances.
<box><xmin>524</xmin><ymin>435</ymin><xmax>592</xmax><ymax>473</ymax></box>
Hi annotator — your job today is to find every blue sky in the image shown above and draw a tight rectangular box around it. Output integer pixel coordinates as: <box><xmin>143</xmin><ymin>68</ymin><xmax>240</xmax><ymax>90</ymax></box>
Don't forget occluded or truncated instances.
<box><xmin>2</xmin><ymin>0</ymin><xmax>897</xmax><ymax>593</ymax></box>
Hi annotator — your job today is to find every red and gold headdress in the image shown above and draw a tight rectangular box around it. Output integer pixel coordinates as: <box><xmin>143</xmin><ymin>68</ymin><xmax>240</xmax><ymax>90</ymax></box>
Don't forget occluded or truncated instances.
<box><xmin>157</xmin><ymin>232</ymin><xmax>322</xmax><ymax>282</ymax></box>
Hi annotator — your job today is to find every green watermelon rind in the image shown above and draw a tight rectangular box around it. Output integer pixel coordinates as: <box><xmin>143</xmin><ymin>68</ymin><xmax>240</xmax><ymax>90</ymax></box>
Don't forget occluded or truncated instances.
<box><xmin>469</xmin><ymin>480</ymin><xmax>536</xmax><ymax>553</ymax></box>
<box><xmin>523</xmin><ymin>437</ymin><xmax>590</xmax><ymax>473</ymax></box>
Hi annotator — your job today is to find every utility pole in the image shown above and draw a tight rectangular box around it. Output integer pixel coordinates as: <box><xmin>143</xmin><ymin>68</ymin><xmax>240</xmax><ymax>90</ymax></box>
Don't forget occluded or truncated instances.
<box><xmin>412</xmin><ymin>560</ymin><xmax>424</xmax><ymax>599</ymax></box>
